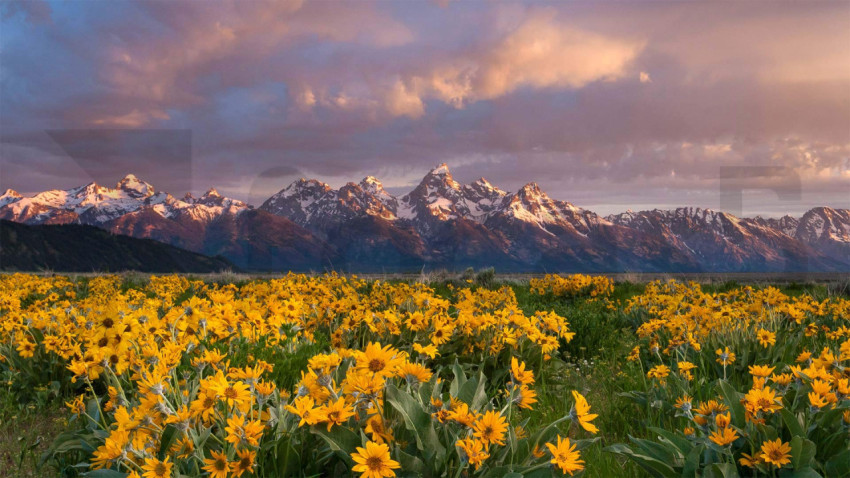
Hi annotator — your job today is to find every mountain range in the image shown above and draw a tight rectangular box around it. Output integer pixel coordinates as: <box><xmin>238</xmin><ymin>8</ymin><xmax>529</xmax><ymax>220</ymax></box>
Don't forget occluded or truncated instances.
<box><xmin>1</xmin><ymin>164</ymin><xmax>848</xmax><ymax>272</ymax></box>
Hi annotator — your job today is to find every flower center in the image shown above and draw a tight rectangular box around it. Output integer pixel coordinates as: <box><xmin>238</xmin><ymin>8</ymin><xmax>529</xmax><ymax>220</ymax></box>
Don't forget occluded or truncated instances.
<box><xmin>368</xmin><ymin>358</ymin><xmax>385</xmax><ymax>372</ymax></box>
<box><xmin>366</xmin><ymin>456</ymin><xmax>384</xmax><ymax>470</ymax></box>
<box><xmin>225</xmin><ymin>386</ymin><xmax>238</xmax><ymax>399</ymax></box>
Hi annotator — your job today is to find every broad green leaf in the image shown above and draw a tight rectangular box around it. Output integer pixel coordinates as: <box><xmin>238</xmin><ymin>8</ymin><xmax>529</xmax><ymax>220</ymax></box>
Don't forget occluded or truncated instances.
<box><xmin>81</xmin><ymin>470</ymin><xmax>128</xmax><ymax>478</ymax></box>
<box><xmin>85</xmin><ymin>398</ymin><xmax>101</xmax><ymax>431</ymax></box>
<box><xmin>790</xmin><ymin>436</ymin><xmax>816</xmax><ymax>470</ymax></box>
<box><xmin>604</xmin><ymin>444</ymin><xmax>678</xmax><ymax>478</ymax></box>
<box><xmin>825</xmin><ymin>449</ymin><xmax>850</xmax><ymax>478</ymax></box>
<box><xmin>396</xmin><ymin>449</ymin><xmax>425</xmax><ymax>475</ymax></box>
<box><xmin>780</xmin><ymin>409</ymin><xmax>805</xmax><ymax>438</ymax></box>
<box><xmin>312</xmin><ymin>425</ymin><xmax>361</xmax><ymax>463</ymax></box>
<box><xmin>158</xmin><ymin>425</ymin><xmax>178</xmax><ymax>460</ymax></box>
<box><xmin>629</xmin><ymin>436</ymin><xmax>680</xmax><ymax>464</ymax></box>
<box><xmin>780</xmin><ymin>467</ymin><xmax>824</xmax><ymax>478</ymax></box>
<box><xmin>704</xmin><ymin>463</ymin><xmax>739</xmax><ymax>478</ymax></box>
<box><xmin>717</xmin><ymin>380</ymin><xmax>745</xmax><ymax>429</ymax></box>
<box><xmin>649</xmin><ymin>427</ymin><xmax>693</xmax><ymax>455</ymax></box>
<box><xmin>385</xmin><ymin>383</ymin><xmax>446</xmax><ymax>462</ymax></box>
<box><xmin>681</xmin><ymin>444</ymin><xmax>703</xmax><ymax>478</ymax></box>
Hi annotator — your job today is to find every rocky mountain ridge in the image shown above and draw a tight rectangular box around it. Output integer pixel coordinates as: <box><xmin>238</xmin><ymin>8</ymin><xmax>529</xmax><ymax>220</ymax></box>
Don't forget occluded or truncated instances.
<box><xmin>1</xmin><ymin>166</ymin><xmax>847</xmax><ymax>271</ymax></box>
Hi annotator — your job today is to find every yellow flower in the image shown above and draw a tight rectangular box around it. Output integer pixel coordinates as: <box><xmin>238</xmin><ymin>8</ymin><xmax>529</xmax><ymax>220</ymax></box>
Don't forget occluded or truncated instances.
<box><xmin>225</xmin><ymin>415</ymin><xmax>264</xmax><ymax>447</ymax></box>
<box><xmin>545</xmin><ymin>435</ymin><xmax>585</xmax><ymax>476</ymax></box>
<box><xmin>91</xmin><ymin>429</ymin><xmax>129</xmax><ymax>469</ymax></box>
<box><xmin>351</xmin><ymin>441</ymin><xmax>401</xmax><ymax>478</ymax></box>
<box><xmin>510</xmin><ymin>357</ymin><xmax>535</xmax><ymax>385</ymax></box>
<box><xmin>716</xmin><ymin>347</ymin><xmax>736</xmax><ymax>365</ymax></box>
<box><xmin>677</xmin><ymin>361</ymin><xmax>696</xmax><ymax>380</ymax></box>
<box><xmin>647</xmin><ymin>364</ymin><xmax>670</xmax><ymax>382</ymax></box>
<box><xmin>748</xmin><ymin>364</ymin><xmax>775</xmax><ymax>378</ymax></box>
<box><xmin>472</xmin><ymin>411</ymin><xmax>508</xmax><ymax>446</ymax></box>
<box><xmin>808</xmin><ymin>391</ymin><xmax>830</xmax><ymax>409</ymax></box>
<box><xmin>231</xmin><ymin>448</ymin><xmax>256</xmax><ymax>478</ymax></box>
<box><xmin>446</xmin><ymin>402</ymin><xmax>476</xmax><ymax>427</ymax></box>
<box><xmin>760</xmin><ymin>438</ymin><xmax>792</xmax><ymax>468</ymax></box>
<box><xmin>744</xmin><ymin>387</ymin><xmax>782</xmax><ymax>415</ymax></box>
<box><xmin>202</xmin><ymin>450</ymin><xmax>230</xmax><ymax>478</ymax></box>
<box><xmin>65</xmin><ymin>395</ymin><xmax>85</xmax><ymax>416</ymax></box>
<box><xmin>413</xmin><ymin>343</ymin><xmax>438</xmax><ymax>359</ymax></box>
<box><xmin>317</xmin><ymin>397</ymin><xmax>356</xmax><ymax>431</ymax></box>
<box><xmin>211</xmin><ymin>375</ymin><xmax>252</xmax><ymax>408</ymax></box>
<box><xmin>457</xmin><ymin>437</ymin><xmax>490</xmax><ymax>470</ymax></box>
<box><xmin>708</xmin><ymin>427</ymin><xmax>739</xmax><ymax>446</ymax></box>
<box><xmin>756</xmin><ymin>329</ymin><xmax>776</xmax><ymax>347</ymax></box>
<box><xmin>715</xmin><ymin>412</ymin><xmax>731</xmax><ymax>429</ymax></box>
<box><xmin>571</xmin><ymin>391</ymin><xmax>598</xmax><ymax>434</ymax></box>
<box><xmin>396</xmin><ymin>361</ymin><xmax>432</xmax><ymax>385</ymax></box>
<box><xmin>674</xmin><ymin>395</ymin><xmax>692</xmax><ymax>412</ymax></box>
<box><xmin>141</xmin><ymin>456</ymin><xmax>172</xmax><ymax>478</ymax></box>
<box><xmin>739</xmin><ymin>452</ymin><xmax>762</xmax><ymax>468</ymax></box>
<box><xmin>16</xmin><ymin>339</ymin><xmax>36</xmax><ymax>358</ymax></box>
<box><xmin>513</xmin><ymin>384</ymin><xmax>537</xmax><ymax>410</ymax></box>
<box><xmin>285</xmin><ymin>395</ymin><xmax>320</xmax><ymax>427</ymax></box>
<box><xmin>356</xmin><ymin>342</ymin><xmax>404</xmax><ymax>378</ymax></box>
<box><xmin>365</xmin><ymin>415</ymin><xmax>394</xmax><ymax>444</ymax></box>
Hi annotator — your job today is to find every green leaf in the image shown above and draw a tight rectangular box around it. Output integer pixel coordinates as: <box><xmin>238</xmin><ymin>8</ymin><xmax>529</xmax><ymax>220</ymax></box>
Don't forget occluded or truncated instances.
<box><xmin>717</xmin><ymin>380</ymin><xmax>745</xmax><ymax>429</ymax></box>
<box><xmin>629</xmin><ymin>436</ymin><xmax>680</xmax><ymax>464</ymax></box>
<box><xmin>790</xmin><ymin>436</ymin><xmax>816</xmax><ymax>470</ymax></box>
<box><xmin>648</xmin><ymin>427</ymin><xmax>693</xmax><ymax>456</ymax></box>
<box><xmin>681</xmin><ymin>444</ymin><xmax>703</xmax><ymax>478</ymax></box>
<box><xmin>704</xmin><ymin>463</ymin><xmax>739</xmax><ymax>478</ymax></box>
<box><xmin>780</xmin><ymin>409</ymin><xmax>805</xmax><ymax>438</ymax></box>
<box><xmin>469</xmin><ymin>371</ymin><xmax>489</xmax><ymax>411</ymax></box>
<box><xmin>81</xmin><ymin>470</ymin><xmax>128</xmax><ymax>478</ymax></box>
<box><xmin>158</xmin><ymin>425</ymin><xmax>178</xmax><ymax>460</ymax></box>
<box><xmin>396</xmin><ymin>449</ymin><xmax>425</xmax><ymax>475</ymax></box>
<box><xmin>779</xmin><ymin>467</ymin><xmax>823</xmax><ymax>478</ymax></box>
<box><xmin>85</xmin><ymin>398</ymin><xmax>101</xmax><ymax>430</ymax></box>
<box><xmin>450</xmin><ymin>362</ymin><xmax>467</xmax><ymax>397</ymax></box>
<box><xmin>385</xmin><ymin>383</ymin><xmax>446</xmax><ymax>462</ymax></box>
<box><xmin>312</xmin><ymin>425</ymin><xmax>361</xmax><ymax>463</ymax></box>
<box><xmin>457</xmin><ymin>375</ymin><xmax>480</xmax><ymax>406</ymax></box>
<box><xmin>604</xmin><ymin>444</ymin><xmax>678</xmax><ymax>478</ymax></box>
<box><xmin>825</xmin><ymin>449</ymin><xmax>850</xmax><ymax>478</ymax></box>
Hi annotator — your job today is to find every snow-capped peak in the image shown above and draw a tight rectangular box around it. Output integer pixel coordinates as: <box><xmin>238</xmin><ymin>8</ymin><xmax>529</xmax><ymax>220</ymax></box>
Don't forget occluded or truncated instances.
<box><xmin>430</xmin><ymin>163</ymin><xmax>450</xmax><ymax>176</ymax></box>
<box><xmin>360</xmin><ymin>176</ymin><xmax>386</xmax><ymax>195</ymax></box>
<box><xmin>116</xmin><ymin>174</ymin><xmax>154</xmax><ymax>198</ymax></box>
<box><xmin>0</xmin><ymin>189</ymin><xmax>22</xmax><ymax>208</ymax></box>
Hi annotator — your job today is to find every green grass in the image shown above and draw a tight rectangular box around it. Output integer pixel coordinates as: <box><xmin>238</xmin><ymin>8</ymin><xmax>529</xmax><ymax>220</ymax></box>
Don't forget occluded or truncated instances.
<box><xmin>0</xmin><ymin>397</ymin><xmax>67</xmax><ymax>477</ymax></box>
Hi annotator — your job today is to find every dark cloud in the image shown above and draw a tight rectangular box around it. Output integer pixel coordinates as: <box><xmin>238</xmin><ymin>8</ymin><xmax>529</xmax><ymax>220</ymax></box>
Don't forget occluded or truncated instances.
<box><xmin>0</xmin><ymin>0</ymin><xmax>847</xmax><ymax>216</ymax></box>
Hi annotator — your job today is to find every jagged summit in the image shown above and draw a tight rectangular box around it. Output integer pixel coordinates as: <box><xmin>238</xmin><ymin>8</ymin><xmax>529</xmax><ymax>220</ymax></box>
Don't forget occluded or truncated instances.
<box><xmin>429</xmin><ymin>163</ymin><xmax>451</xmax><ymax>176</ymax></box>
<box><xmin>116</xmin><ymin>174</ymin><xmax>155</xmax><ymax>198</ymax></box>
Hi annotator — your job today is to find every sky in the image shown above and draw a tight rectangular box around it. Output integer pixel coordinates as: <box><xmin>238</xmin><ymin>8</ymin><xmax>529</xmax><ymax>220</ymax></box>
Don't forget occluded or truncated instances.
<box><xmin>1</xmin><ymin>0</ymin><xmax>848</xmax><ymax>217</ymax></box>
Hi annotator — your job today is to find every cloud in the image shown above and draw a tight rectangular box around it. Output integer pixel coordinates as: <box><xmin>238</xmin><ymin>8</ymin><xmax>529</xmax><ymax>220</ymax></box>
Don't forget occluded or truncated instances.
<box><xmin>0</xmin><ymin>1</ymin><xmax>847</xmax><ymax>216</ymax></box>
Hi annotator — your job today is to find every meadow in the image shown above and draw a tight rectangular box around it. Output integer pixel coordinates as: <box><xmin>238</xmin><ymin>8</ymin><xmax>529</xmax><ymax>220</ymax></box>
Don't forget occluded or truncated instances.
<box><xmin>1</xmin><ymin>272</ymin><xmax>848</xmax><ymax>478</ymax></box>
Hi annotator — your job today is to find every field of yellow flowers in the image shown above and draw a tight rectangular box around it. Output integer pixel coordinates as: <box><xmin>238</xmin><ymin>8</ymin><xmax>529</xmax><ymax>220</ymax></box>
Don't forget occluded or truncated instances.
<box><xmin>1</xmin><ymin>272</ymin><xmax>849</xmax><ymax>477</ymax></box>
